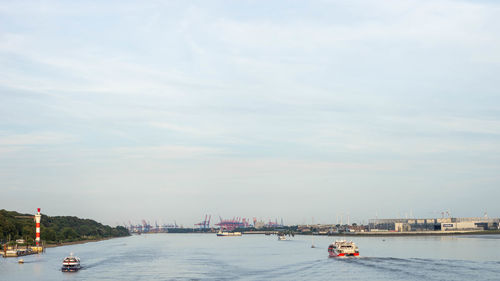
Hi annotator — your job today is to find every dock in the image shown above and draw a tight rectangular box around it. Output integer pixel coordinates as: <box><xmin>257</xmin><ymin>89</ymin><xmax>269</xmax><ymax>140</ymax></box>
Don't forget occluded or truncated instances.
<box><xmin>2</xmin><ymin>245</ymin><xmax>44</xmax><ymax>258</ymax></box>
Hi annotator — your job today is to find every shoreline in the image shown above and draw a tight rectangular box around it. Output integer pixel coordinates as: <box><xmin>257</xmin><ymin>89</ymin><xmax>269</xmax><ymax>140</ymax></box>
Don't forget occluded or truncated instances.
<box><xmin>302</xmin><ymin>230</ymin><xmax>500</xmax><ymax>237</ymax></box>
<box><xmin>1</xmin><ymin>236</ymin><xmax>129</xmax><ymax>256</ymax></box>
<box><xmin>243</xmin><ymin>230</ymin><xmax>500</xmax><ymax>237</ymax></box>
<box><xmin>44</xmin><ymin>236</ymin><xmax>126</xmax><ymax>248</ymax></box>
<box><xmin>126</xmin><ymin>230</ymin><xmax>500</xmax><ymax>236</ymax></box>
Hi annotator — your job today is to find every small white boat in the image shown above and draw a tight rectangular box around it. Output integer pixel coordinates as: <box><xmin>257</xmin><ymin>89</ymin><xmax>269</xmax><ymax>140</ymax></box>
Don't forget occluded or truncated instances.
<box><xmin>61</xmin><ymin>254</ymin><xmax>81</xmax><ymax>272</ymax></box>
<box><xmin>278</xmin><ymin>235</ymin><xmax>286</xmax><ymax>241</ymax></box>
<box><xmin>18</xmin><ymin>259</ymin><xmax>24</xmax><ymax>264</ymax></box>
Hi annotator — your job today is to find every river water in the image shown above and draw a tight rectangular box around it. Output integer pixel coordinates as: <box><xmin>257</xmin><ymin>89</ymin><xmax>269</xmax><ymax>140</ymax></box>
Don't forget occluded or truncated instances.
<box><xmin>1</xmin><ymin>234</ymin><xmax>499</xmax><ymax>280</ymax></box>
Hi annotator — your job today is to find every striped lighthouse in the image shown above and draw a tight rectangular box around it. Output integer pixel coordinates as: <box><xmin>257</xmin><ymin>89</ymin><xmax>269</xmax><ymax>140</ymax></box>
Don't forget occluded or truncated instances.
<box><xmin>35</xmin><ymin>208</ymin><xmax>41</xmax><ymax>246</ymax></box>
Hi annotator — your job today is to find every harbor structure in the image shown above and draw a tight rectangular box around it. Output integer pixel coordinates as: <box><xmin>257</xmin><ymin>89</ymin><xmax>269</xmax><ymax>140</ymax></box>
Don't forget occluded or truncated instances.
<box><xmin>253</xmin><ymin>218</ymin><xmax>285</xmax><ymax>229</ymax></box>
<box><xmin>215</xmin><ymin>216</ymin><xmax>252</xmax><ymax>231</ymax></box>
<box><xmin>35</xmin><ymin>208</ymin><xmax>41</xmax><ymax>246</ymax></box>
<box><xmin>254</xmin><ymin>220</ymin><xmax>266</xmax><ymax>229</ymax></box>
<box><xmin>195</xmin><ymin>215</ymin><xmax>211</xmax><ymax>230</ymax></box>
<box><xmin>2</xmin><ymin>208</ymin><xmax>44</xmax><ymax>257</ymax></box>
<box><xmin>3</xmin><ymin>244</ymin><xmax>44</xmax><ymax>257</ymax></box>
<box><xmin>127</xmin><ymin>220</ymin><xmax>179</xmax><ymax>233</ymax></box>
<box><xmin>369</xmin><ymin>217</ymin><xmax>500</xmax><ymax>232</ymax></box>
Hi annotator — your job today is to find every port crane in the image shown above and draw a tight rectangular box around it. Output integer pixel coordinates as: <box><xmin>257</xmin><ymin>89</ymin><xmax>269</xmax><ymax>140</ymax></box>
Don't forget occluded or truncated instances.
<box><xmin>216</xmin><ymin>216</ymin><xmax>250</xmax><ymax>231</ymax></box>
<box><xmin>195</xmin><ymin>215</ymin><xmax>211</xmax><ymax>230</ymax></box>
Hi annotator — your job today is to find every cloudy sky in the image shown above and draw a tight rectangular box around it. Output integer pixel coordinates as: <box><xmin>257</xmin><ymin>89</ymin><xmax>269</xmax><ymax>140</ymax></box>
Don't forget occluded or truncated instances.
<box><xmin>1</xmin><ymin>0</ymin><xmax>499</xmax><ymax>226</ymax></box>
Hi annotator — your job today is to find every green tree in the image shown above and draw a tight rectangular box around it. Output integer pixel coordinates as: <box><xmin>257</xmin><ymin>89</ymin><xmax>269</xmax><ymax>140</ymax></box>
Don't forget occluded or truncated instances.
<box><xmin>0</xmin><ymin>209</ymin><xmax>129</xmax><ymax>244</ymax></box>
<box><xmin>42</xmin><ymin>229</ymin><xmax>57</xmax><ymax>242</ymax></box>
<box><xmin>78</xmin><ymin>225</ymin><xmax>92</xmax><ymax>236</ymax></box>
<box><xmin>62</xmin><ymin>227</ymin><xmax>79</xmax><ymax>240</ymax></box>
<box><xmin>22</xmin><ymin>225</ymin><xmax>35</xmax><ymax>240</ymax></box>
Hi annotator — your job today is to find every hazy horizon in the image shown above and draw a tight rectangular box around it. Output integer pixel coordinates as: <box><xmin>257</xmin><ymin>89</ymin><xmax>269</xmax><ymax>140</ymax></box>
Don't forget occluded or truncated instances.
<box><xmin>1</xmin><ymin>0</ymin><xmax>499</xmax><ymax>226</ymax></box>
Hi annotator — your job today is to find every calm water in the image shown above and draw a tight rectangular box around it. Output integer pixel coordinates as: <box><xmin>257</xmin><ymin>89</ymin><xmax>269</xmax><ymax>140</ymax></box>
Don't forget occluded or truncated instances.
<box><xmin>1</xmin><ymin>234</ymin><xmax>499</xmax><ymax>280</ymax></box>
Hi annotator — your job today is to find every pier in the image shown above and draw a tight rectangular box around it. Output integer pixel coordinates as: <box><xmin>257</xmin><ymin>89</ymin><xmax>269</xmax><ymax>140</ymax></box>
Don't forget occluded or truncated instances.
<box><xmin>2</xmin><ymin>245</ymin><xmax>44</xmax><ymax>258</ymax></box>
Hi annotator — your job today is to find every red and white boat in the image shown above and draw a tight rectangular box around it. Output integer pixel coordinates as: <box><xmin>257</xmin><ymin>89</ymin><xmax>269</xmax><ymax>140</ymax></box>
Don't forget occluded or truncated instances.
<box><xmin>328</xmin><ymin>240</ymin><xmax>359</xmax><ymax>257</ymax></box>
<box><xmin>61</xmin><ymin>254</ymin><xmax>81</xmax><ymax>272</ymax></box>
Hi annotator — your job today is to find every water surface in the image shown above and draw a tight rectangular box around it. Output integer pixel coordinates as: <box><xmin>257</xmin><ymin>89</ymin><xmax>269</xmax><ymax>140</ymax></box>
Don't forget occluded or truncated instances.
<box><xmin>1</xmin><ymin>234</ymin><xmax>499</xmax><ymax>280</ymax></box>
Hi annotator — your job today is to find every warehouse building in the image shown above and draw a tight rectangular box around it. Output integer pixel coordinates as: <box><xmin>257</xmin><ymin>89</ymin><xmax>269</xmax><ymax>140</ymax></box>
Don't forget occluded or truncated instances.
<box><xmin>368</xmin><ymin>217</ymin><xmax>499</xmax><ymax>232</ymax></box>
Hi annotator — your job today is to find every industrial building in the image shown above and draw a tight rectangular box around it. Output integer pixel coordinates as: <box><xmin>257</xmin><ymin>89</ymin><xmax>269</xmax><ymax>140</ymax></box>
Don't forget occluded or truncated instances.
<box><xmin>369</xmin><ymin>217</ymin><xmax>500</xmax><ymax>232</ymax></box>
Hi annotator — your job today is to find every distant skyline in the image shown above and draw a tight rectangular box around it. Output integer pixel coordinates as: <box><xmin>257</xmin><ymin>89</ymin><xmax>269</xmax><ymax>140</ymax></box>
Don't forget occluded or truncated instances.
<box><xmin>1</xmin><ymin>0</ymin><xmax>499</xmax><ymax>226</ymax></box>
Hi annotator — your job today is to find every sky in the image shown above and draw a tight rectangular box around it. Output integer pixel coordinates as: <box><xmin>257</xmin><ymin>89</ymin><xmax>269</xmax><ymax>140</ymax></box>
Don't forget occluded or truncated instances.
<box><xmin>0</xmin><ymin>0</ymin><xmax>499</xmax><ymax>226</ymax></box>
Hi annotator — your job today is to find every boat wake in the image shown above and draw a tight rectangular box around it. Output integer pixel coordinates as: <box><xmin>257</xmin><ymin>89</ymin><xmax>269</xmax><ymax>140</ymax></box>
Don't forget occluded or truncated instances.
<box><xmin>330</xmin><ymin>256</ymin><xmax>500</xmax><ymax>280</ymax></box>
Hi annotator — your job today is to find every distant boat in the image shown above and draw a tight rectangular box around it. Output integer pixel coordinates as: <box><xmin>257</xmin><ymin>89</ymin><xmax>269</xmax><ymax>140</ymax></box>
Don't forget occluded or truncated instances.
<box><xmin>311</xmin><ymin>217</ymin><xmax>316</xmax><ymax>248</ymax></box>
<box><xmin>18</xmin><ymin>259</ymin><xmax>24</xmax><ymax>264</ymax></box>
<box><xmin>216</xmin><ymin>230</ymin><xmax>242</xmax><ymax>236</ymax></box>
<box><xmin>61</xmin><ymin>254</ymin><xmax>81</xmax><ymax>272</ymax></box>
<box><xmin>278</xmin><ymin>235</ymin><xmax>286</xmax><ymax>241</ymax></box>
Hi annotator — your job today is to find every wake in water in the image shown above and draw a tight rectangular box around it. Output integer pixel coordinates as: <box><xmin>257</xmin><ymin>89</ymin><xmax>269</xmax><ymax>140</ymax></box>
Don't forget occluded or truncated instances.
<box><xmin>329</xmin><ymin>256</ymin><xmax>500</xmax><ymax>281</ymax></box>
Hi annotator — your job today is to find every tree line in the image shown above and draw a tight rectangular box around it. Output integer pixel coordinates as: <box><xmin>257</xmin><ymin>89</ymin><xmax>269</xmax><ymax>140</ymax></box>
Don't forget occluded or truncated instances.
<box><xmin>0</xmin><ymin>209</ymin><xmax>129</xmax><ymax>245</ymax></box>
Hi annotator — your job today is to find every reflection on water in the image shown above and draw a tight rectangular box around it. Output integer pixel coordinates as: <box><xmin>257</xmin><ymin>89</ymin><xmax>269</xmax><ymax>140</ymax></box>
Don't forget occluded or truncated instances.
<box><xmin>1</xmin><ymin>234</ymin><xmax>499</xmax><ymax>280</ymax></box>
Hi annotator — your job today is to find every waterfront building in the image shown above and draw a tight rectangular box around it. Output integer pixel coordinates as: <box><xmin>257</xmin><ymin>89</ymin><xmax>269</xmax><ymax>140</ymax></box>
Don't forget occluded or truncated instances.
<box><xmin>368</xmin><ymin>217</ymin><xmax>500</xmax><ymax>232</ymax></box>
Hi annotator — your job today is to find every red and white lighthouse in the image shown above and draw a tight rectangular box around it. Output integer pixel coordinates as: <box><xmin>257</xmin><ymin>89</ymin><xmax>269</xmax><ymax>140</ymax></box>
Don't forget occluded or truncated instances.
<box><xmin>35</xmin><ymin>208</ymin><xmax>41</xmax><ymax>246</ymax></box>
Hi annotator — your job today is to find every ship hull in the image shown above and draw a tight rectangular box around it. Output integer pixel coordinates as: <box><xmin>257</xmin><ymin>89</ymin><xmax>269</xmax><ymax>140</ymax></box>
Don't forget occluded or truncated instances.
<box><xmin>329</xmin><ymin>252</ymin><xmax>359</xmax><ymax>257</ymax></box>
<box><xmin>217</xmin><ymin>232</ymin><xmax>242</xmax><ymax>236</ymax></box>
<box><xmin>328</xmin><ymin>240</ymin><xmax>360</xmax><ymax>258</ymax></box>
<box><xmin>61</xmin><ymin>266</ymin><xmax>80</xmax><ymax>272</ymax></box>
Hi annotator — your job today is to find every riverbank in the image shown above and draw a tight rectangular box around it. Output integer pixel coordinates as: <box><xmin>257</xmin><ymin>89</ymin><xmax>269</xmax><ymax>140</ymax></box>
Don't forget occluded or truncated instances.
<box><xmin>44</xmin><ymin>237</ymin><xmax>121</xmax><ymax>248</ymax></box>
